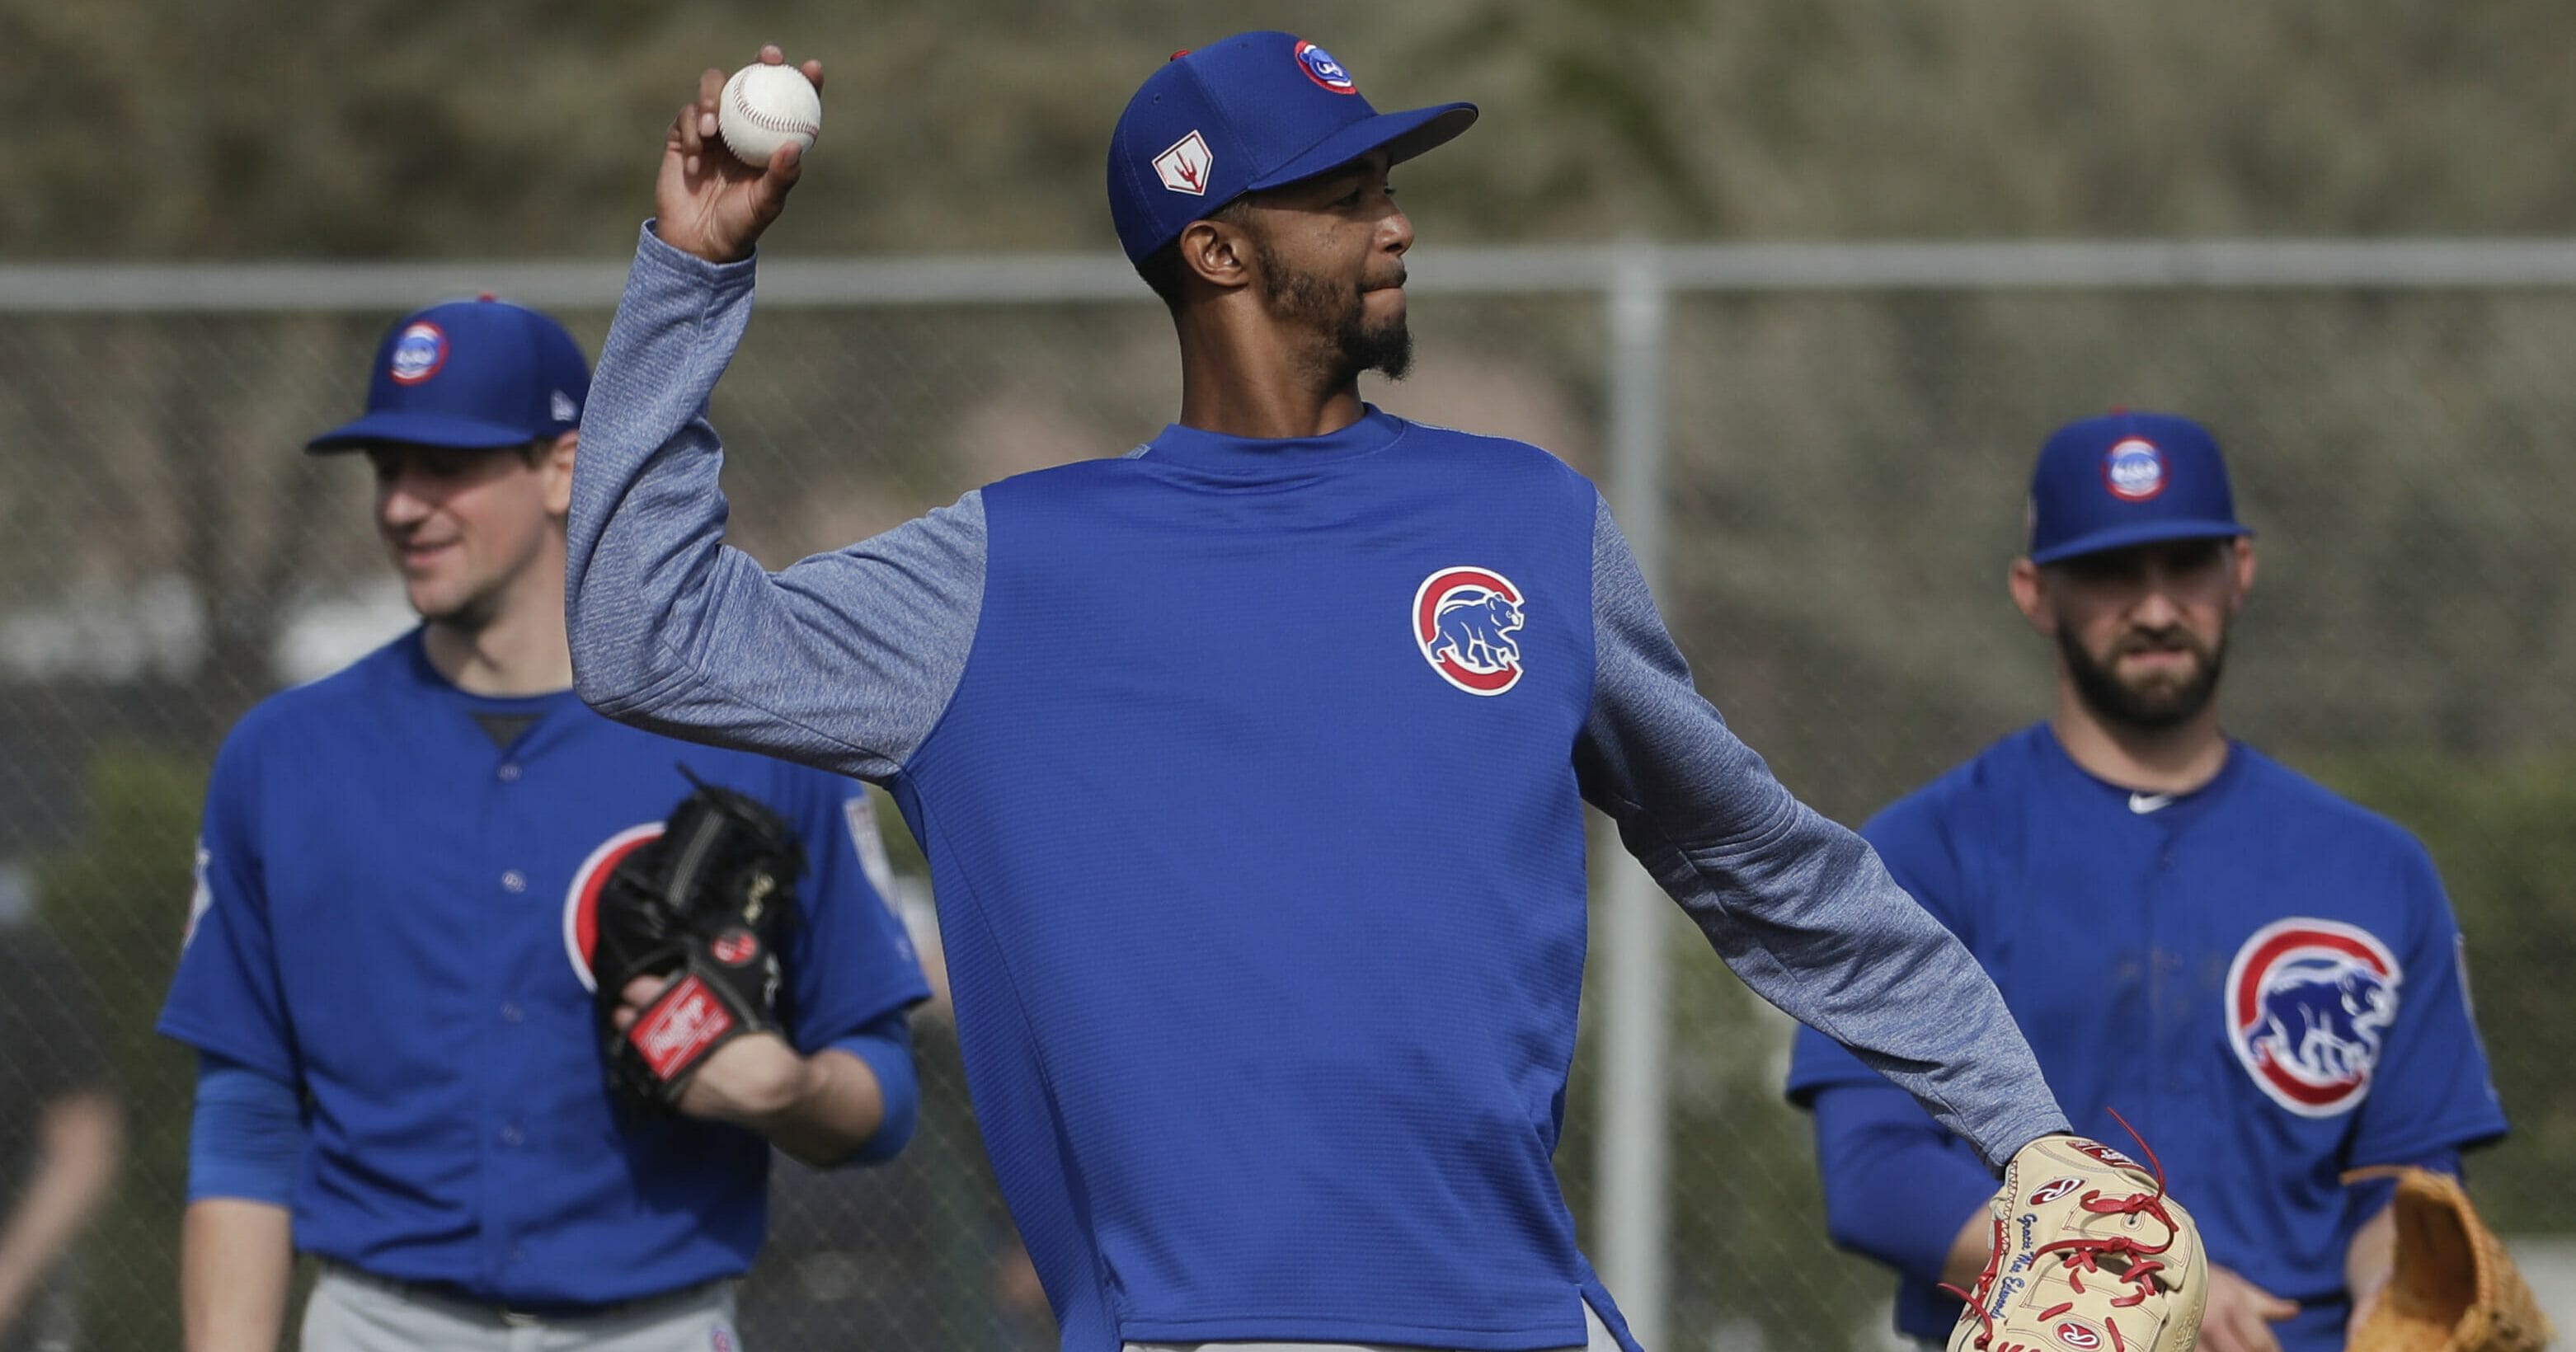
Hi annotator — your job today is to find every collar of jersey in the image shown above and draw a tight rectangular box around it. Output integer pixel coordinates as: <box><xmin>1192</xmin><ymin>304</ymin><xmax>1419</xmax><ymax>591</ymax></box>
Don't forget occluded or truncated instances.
<box><xmin>402</xmin><ymin>627</ymin><xmax>585</xmax><ymax>715</ymax></box>
<box><xmin>1135</xmin><ymin>406</ymin><xmax>1408</xmax><ymax>473</ymax></box>
<box><xmin>2034</xmin><ymin>721</ymin><xmax>2247</xmax><ymax>825</ymax></box>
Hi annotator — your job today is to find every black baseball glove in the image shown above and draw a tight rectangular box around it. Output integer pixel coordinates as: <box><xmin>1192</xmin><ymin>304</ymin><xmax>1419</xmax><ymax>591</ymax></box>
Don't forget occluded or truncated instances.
<box><xmin>591</xmin><ymin>777</ymin><xmax>804</xmax><ymax>1111</ymax></box>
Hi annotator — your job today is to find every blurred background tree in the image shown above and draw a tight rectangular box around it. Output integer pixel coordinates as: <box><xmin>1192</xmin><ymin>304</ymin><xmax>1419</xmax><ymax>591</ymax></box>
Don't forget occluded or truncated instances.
<box><xmin>7</xmin><ymin>0</ymin><xmax>2576</xmax><ymax>260</ymax></box>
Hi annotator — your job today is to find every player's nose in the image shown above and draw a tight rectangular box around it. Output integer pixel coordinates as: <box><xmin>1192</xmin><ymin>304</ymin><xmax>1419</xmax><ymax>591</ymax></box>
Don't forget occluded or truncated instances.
<box><xmin>2127</xmin><ymin>585</ymin><xmax>2185</xmax><ymax>628</ymax></box>
<box><xmin>376</xmin><ymin>475</ymin><xmax>435</xmax><ymax>527</ymax></box>
<box><xmin>1380</xmin><ymin>203</ymin><xmax>1414</xmax><ymax>256</ymax></box>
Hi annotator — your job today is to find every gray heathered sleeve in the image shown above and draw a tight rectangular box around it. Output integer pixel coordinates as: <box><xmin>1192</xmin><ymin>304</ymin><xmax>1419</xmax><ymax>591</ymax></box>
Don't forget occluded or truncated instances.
<box><xmin>1574</xmin><ymin>492</ymin><xmax>2066</xmax><ymax>1171</ymax></box>
<box><xmin>565</xmin><ymin>225</ymin><xmax>985</xmax><ymax>783</ymax></box>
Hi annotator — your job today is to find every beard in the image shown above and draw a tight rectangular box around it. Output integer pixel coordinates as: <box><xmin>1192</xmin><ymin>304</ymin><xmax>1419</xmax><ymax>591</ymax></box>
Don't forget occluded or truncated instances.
<box><xmin>2057</xmin><ymin>621</ymin><xmax>2228</xmax><ymax>732</ymax></box>
<box><xmin>1255</xmin><ymin>238</ymin><xmax>1413</xmax><ymax>385</ymax></box>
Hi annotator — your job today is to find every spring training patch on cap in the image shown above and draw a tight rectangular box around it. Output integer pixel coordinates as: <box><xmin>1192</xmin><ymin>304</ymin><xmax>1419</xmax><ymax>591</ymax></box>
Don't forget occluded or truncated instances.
<box><xmin>2103</xmin><ymin>437</ymin><xmax>2167</xmax><ymax>502</ymax></box>
<box><xmin>1295</xmin><ymin>40</ymin><xmax>1358</xmax><ymax>93</ymax></box>
<box><xmin>388</xmin><ymin>322</ymin><xmax>448</xmax><ymax>385</ymax></box>
<box><xmin>1154</xmin><ymin>130</ymin><xmax>1214</xmax><ymax>195</ymax></box>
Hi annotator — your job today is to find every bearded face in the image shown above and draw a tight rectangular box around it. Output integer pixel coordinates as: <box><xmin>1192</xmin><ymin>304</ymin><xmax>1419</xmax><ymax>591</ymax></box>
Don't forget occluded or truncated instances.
<box><xmin>2055</xmin><ymin>609</ymin><xmax>2228</xmax><ymax>731</ymax></box>
<box><xmin>1253</xmin><ymin>232</ymin><xmax>1413</xmax><ymax>387</ymax></box>
<box><xmin>2041</xmin><ymin>538</ymin><xmax>2242</xmax><ymax>732</ymax></box>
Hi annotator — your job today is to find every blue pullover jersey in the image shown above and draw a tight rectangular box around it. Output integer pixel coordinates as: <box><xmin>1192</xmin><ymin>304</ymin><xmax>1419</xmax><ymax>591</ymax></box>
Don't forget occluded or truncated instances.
<box><xmin>566</xmin><ymin>226</ymin><xmax>2072</xmax><ymax>1351</ymax></box>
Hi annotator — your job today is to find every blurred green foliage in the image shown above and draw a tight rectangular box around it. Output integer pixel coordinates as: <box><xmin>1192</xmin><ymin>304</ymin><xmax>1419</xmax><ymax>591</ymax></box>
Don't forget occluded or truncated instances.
<box><xmin>7</xmin><ymin>0</ymin><xmax>2576</xmax><ymax>259</ymax></box>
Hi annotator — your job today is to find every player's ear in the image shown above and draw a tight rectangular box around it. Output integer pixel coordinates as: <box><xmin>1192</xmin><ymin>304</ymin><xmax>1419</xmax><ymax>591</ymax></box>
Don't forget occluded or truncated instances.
<box><xmin>2007</xmin><ymin>556</ymin><xmax>2054</xmax><ymax>636</ymax></box>
<box><xmin>539</xmin><ymin>430</ymin><xmax>579</xmax><ymax>518</ymax></box>
<box><xmin>2227</xmin><ymin>537</ymin><xmax>2257</xmax><ymax>608</ymax></box>
<box><xmin>1175</xmin><ymin>217</ymin><xmax>1253</xmax><ymax>297</ymax></box>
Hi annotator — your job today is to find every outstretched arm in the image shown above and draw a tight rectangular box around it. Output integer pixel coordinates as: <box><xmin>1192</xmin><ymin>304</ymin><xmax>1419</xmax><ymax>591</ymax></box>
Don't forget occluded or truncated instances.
<box><xmin>568</xmin><ymin>49</ymin><xmax>985</xmax><ymax>782</ymax></box>
<box><xmin>1575</xmin><ymin>493</ymin><xmax>2065</xmax><ymax>1168</ymax></box>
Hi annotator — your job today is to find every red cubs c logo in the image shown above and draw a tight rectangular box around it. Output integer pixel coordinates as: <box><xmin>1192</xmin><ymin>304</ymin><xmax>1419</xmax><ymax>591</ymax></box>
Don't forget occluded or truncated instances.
<box><xmin>562</xmin><ymin>823</ymin><xmax>663</xmax><ymax>993</ymax></box>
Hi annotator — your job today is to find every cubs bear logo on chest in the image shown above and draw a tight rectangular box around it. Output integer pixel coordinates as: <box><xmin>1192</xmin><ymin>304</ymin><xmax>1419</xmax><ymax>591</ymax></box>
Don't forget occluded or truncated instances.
<box><xmin>1414</xmin><ymin>566</ymin><xmax>1526</xmax><ymax>696</ymax></box>
<box><xmin>2226</xmin><ymin>918</ymin><xmax>2401</xmax><ymax>1117</ymax></box>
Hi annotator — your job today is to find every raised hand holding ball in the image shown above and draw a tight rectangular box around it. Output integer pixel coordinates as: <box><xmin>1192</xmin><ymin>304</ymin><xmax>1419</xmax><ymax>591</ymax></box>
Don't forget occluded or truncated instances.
<box><xmin>718</xmin><ymin>62</ymin><xmax>821</xmax><ymax>167</ymax></box>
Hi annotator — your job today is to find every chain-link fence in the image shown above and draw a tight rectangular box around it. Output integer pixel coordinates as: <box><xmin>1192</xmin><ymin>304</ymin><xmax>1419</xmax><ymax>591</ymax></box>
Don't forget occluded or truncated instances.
<box><xmin>2</xmin><ymin>243</ymin><xmax>2574</xmax><ymax>1350</ymax></box>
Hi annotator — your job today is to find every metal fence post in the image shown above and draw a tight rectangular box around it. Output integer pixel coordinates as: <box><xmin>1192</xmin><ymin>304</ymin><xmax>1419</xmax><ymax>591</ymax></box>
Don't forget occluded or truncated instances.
<box><xmin>1596</xmin><ymin>242</ymin><xmax>1673</xmax><ymax>1348</ymax></box>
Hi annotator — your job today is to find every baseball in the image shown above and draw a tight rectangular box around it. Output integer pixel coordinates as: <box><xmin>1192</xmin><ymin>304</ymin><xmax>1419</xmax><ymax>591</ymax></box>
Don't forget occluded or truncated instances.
<box><xmin>717</xmin><ymin>63</ymin><xmax>821</xmax><ymax>166</ymax></box>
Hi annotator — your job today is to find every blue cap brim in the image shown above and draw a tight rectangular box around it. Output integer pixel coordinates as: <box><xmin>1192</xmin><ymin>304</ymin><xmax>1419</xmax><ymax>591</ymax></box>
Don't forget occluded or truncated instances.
<box><xmin>2030</xmin><ymin>520</ymin><xmax>2253</xmax><ymax>565</ymax></box>
<box><xmin>307</xmin><ymin>411</ymin><xmax>545</xmax><ymax>454</ymax></box>
<box><xmin>1248</xmin><ymin>102</ymin><xmax>1478</xmax><ymax>194</ymax></box>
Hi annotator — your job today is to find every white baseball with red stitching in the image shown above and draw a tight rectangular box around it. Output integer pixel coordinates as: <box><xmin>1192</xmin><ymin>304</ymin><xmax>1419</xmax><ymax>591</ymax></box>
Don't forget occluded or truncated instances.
<box><xmin>717</xmin><ymin>63</ymin><xmax>821</xmax><ymax>165</ymax></box>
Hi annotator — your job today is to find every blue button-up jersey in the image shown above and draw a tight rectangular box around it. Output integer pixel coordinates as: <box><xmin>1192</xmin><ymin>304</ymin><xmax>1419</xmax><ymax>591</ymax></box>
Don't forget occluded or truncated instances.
<box><xmin>1789</xmin><ymin>725</ymin><xmax>2507</xmax><ymax>1350</ymax></box>
<box><xmin>159</xmin><ymin>630</ymin><xmax>930</xmax><ymax>1307</ymax></box>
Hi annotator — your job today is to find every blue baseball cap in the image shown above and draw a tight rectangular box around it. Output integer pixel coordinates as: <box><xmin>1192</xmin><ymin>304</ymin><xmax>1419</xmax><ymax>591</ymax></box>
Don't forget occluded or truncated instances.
<box><xmin>1107</xmin><ymin>31</ymin><xmax>1478</xmax><ymax>265</ymax></box>
<box><xmin>2026</xmin><ymin>411</ymin><xmax>2252</xmax><ymax>564</ymax></box>
<box><xmin>307</xmin><ymin>296</ymin><xmax>590</xmax><ymax>453</ymax></box>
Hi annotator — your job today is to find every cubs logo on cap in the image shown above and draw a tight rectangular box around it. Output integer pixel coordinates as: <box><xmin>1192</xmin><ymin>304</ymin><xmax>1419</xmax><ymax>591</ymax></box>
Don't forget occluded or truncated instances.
<box><xmin>563</xmin><ymin>823</ymin><xmax>664</xmax><ymax>993</ymax></box>
<box><xmin>2226</xmin><ymin>918</ymin><xmax>2401</xmax><ymax>1117</ymax></box>
<box><xmin>2102</xmin><ymin>438</ymin><xmax>2167</xmax><ymax>501</ymax></box>
<box><xmin>388</xmin><ymin>322</ymin><xmax>448</xmax><ymax>385</ymax></box>
<box><xmin>1294</xmin><ymin>40</ymin><xmax>1358</xmax><ymax>93</ymax></box>
<box><xmin>1415</xmin><ymin>566</ymin><xmax>1525</xmax><ymax>696</ymax></box>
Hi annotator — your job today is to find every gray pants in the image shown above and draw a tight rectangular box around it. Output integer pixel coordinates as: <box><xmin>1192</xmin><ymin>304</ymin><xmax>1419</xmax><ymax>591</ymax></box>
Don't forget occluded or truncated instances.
<box><xmin>302</xmin><ymin>1265</ymin><xmax>741</xmax><ymax>1352</ymax></box>
<box><xmin>1123</xmin><ymin>1298</ymin><xmax>1620</xmax><ymax>1352</ymax></box>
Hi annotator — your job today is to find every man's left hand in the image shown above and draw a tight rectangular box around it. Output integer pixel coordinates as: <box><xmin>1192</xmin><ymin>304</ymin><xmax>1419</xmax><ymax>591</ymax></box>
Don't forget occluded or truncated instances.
<box><xmin>613</xmin><ymin>975</ymin><xmax>811</xmax><ymax>1123</ymax></box>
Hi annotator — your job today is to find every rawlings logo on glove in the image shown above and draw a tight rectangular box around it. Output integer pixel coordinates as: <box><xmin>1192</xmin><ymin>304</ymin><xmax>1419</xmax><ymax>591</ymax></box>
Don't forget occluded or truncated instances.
<box><xmin>588</xmin><ymin>776</ymin><xmax>804</xmax><ymax>1111</ymax></box>
<box><xmin>1949</xmin><ymin>1120</ymin><xmax>2208</xmax><ymax>1352</ymax></box>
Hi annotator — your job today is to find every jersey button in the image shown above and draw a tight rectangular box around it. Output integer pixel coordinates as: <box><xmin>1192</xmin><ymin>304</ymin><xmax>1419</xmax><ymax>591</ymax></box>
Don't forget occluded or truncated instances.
<box><xmin>500</xmin><ymin>1124</ymin><xmax>524</xmax><ymax>1147</ymax></box>
<box><xmin>500</xmin><ymin>1002</ymin><xmax>524</xmax><ymax>1023</ymax></box>
<box><xmin>497</xmin><ymin>763</ymin><xmax>522</xmax><ymax>782</ymax></box>
<box><xmin>501</xmin><ymin>870</ymin><xmax>527</xmax><ymax>893</ymax></box>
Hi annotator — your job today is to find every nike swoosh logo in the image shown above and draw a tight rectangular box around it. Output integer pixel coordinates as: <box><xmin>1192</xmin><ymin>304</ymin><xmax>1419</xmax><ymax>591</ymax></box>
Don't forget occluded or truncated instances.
<box><xmin>2129</xmin><ymin>791</ymin><xmax>2174</xmax><ymax>814</ymax></box>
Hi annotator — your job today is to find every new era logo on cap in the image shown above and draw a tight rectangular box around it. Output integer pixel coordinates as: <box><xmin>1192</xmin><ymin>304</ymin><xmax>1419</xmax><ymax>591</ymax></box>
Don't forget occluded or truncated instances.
<box><xmin>1154</xmin><ymin>131</ymin><xmax>1214</xmax><ymax>195</ymax></box>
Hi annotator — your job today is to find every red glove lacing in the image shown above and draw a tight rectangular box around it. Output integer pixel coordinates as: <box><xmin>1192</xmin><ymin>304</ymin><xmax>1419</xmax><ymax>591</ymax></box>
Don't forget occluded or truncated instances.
<box><xmin>1944</xmin><ymin>1110</ymin><xmax>2183</xmax><ymax>1352</ymax></box>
